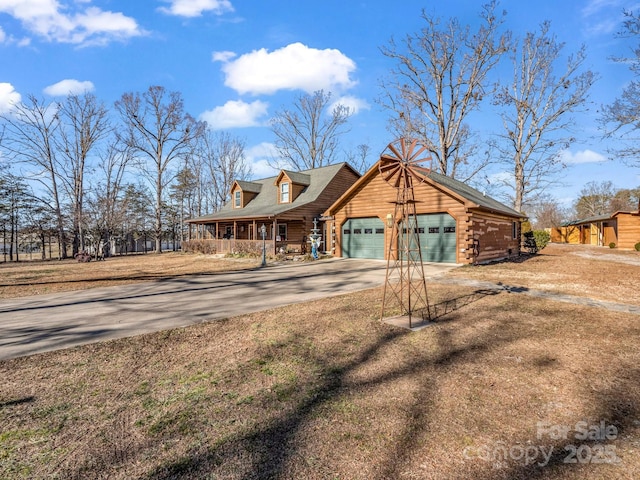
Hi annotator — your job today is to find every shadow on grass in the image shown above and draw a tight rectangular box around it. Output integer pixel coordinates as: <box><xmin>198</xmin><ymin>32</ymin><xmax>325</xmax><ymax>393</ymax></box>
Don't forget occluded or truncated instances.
<box><xmin>139</xmin><ymin>306</ymin><xmax>521</xmax><ymax>479</ymax></box>
<box><xmin>429</xmin><ymin>288</ymin><xmax>500</xmax><ymax>321</ymax></box>
<box><xmin>0</xmin><ymin>396</ymin><xmax>35</xmax><ymax>409</ymax></box>
<box><xmin>46</xmin><ymin>287</ymin><xmax>638</xmax><ymax>480</ymax></box>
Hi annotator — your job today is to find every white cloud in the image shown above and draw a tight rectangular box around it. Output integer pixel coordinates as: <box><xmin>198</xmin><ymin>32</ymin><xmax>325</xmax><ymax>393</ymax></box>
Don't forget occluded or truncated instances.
<box><xmin>212</xmin><ymin>50</ymin><xmax>236</xmax><ymax>62</ymax></box>
<box><xmin>216</xmin><ymin>42</ymin><xmax>357</xmax><ymax>95</ymax></box>
<box><xmin>559</xmin><ymin>149</ymin><xmax>607</xmax><ymax>164</ymax></box>
<box><xmin>330</xmin><ymin>95</ymin><xmax>369</xmax><ymax>115</ymax></box>
<box><xmin>581</xmin><ymin>0</ymin><xmax>622</xmax><ymax>18</ymax></box>
<box><xmin>245</xmin><ymin>142</ymin><xmax>280</xmax><ymax>178</ymax></box>
<box><xmin>43</xmin><ymin>79</ymin><xmax>94</xmax><ymax>96</ymax></box>
<box><xmin>199</xmin><ymin>99</ymin><xmax>269</xmax><ymax>129</ymax></box>
<box><xmin>486</xmin><ymin>171</ymin><xmax>514</xmax><ymax>186</ymax></box>
<box><xmin>159</xmin><ymin>0</ymin><xmax>234</xmax><ymax>17</ymax></box>
<box><xmin>0</xmin><ymin>0</ymin><xmax>145</xmax><ymax>45</ymax></box>
<box><xmin>0</xmin><ymin>82</ymin><xmax>21</xmax><ymax>113</ymax></box>
<box><xmin>0</xmin><ymin>26</ymin><xmax>5</xmax><ymax>43</ymax></box>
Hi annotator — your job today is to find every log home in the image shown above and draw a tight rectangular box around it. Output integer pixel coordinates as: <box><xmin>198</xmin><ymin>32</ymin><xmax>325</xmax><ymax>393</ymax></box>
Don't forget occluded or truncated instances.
<box><xmin>323</xmin><ymin>160</ymin><xmax>525</xmax><ymax>264</ymax></box>
<box><xmin>186</xmin><ymin>163</ymin><xmax>360</xmax><ymax>255</ymax></box>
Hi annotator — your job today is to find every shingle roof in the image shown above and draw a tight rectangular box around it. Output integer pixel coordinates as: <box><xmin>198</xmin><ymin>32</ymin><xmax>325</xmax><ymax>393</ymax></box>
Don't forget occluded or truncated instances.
<box><xmin>188</xmin><ymin>163</ymin><xmax>353</xmax><ymax>222</ymax></box>
<box><xmin>421</xmin><ymin>169</ymin><xmax>523</xmax><ymax>218</ymax></box>
<box><xmin>235</xmin><ymin>180</ymin><xmax>262</xmax><ymax>193</ymax></box>
<box><xmin>563</xmin><ymin>214</ymin><xmax>612</xmax><ymax>226</ymax></box>
<box><xmin>280</xmin><ymin>170</ymin><xmax>311</xmax><ymax>186</ymax></box>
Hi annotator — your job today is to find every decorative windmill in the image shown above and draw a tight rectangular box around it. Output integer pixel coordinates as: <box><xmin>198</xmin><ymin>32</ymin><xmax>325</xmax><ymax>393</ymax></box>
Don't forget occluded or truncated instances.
<box><xmin>379</xmin><ymin>138</ymin><xmax>432</xmax><ymax>328</ymax></box>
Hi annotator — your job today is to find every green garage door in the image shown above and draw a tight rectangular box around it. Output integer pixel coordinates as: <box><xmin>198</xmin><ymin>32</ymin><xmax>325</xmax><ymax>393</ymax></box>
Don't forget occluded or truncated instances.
<box><xmin>342</xmin><ymin>217</ymin><xmax>385</xmax><ymax>259</ymax></box>
<box><xmin>416</xmin><ymin>213</ymin><xmax>457</xmax><ymax>263</ymax></box>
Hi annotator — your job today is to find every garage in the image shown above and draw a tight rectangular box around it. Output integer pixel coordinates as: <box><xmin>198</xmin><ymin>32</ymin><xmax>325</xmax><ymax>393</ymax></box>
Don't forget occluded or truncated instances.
<box><xmin>342</xmin><ymin>217</ymin><xmax>385</xmax><ymax>259</ymax></box>
<box><xmin>324</xmin><ymin>158</ymin><xmax>523</xmax><ymax>264</ymax></box>
<box><xmin>416</xmin><ymin>213</ymin><xmax>457</xmax><ymax>263</ymax></box>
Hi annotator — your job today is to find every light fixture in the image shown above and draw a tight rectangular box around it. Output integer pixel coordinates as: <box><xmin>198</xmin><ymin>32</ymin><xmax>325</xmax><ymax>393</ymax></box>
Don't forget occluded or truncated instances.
<box><xmin>386</xmin><ymin>213</ymin><xmax>394</xmax><ymax>228</ymax></box>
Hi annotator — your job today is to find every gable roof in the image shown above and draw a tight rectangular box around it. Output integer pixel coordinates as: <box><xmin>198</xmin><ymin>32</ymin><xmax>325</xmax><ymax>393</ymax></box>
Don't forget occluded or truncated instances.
<box><xmin>234</xmin><ymin>180</ymin><xmax>262</xmax><ymax>194</ymax></box>
<box><xmin>426</xmin><ymin>169</ymin><xmax>523</xmax><ymax>217</ymax></box>
<box><xmin>275</xmin><ymin>170</ymin><xmax>311</xmax><ymax>186</ymax></box>
<box><xmin>326</xmin><ymin>160</ymin><xmax>523</xmax><ymax>219</ymax></box>
<box><xmin>188</xmin><ymin>162</ymin><xmax>359</xmax><ymax>222</ymax></box>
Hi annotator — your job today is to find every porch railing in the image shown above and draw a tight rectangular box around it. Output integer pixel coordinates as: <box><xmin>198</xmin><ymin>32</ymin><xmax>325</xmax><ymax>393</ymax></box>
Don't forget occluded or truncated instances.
<box><xmin>182</xmin><ymin>239</ymin><xmax>307</xmax><ymax>255</ymax></box>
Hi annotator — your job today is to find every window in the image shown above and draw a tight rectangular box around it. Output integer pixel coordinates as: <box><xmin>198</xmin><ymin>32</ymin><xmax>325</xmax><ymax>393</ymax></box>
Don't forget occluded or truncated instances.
<box><xmin>353</xmin><ymin>228</ymin><xmax>362</xmax><ymax>234</ymax></box>
<box><xmin>429</xmin><ymin>227</ymin><xmax>440</xmax><ymax>234</ymax></box>
<box><xmin>375</xmin><ymin>228</ymin><xmax>384</xmax><ymax>234</ymax></box>
<box><xmin>343</xmin><ymin>229</ymin><xmax>351</xmax><ymax>234</ymax></box>
<box><xmin>234</xmin><ymin>190</ymin><xmax>241</xmax><ymax>208</ymax></box>
<box><xmin>417</xmin><ymin>227</ymin><xmax>425</xmax><ymax>234</ymax></box>
<box><xmin>512</xmin><ymin>222</ymin><xmax>518</xmax><ymax>239</ymax></box>
<box><xmin>364</xmin><ymin>228</ymin><xmax>373</xmax><ymax>234</ymax></box>
<box><xmin>278</xmin><ymin>224</ymin><xmax>287</xmax><ymax>240</ymax></box>
<box><xmin>280</xmin><ymin>182</ymin><xmax>290</xmax><ymax>203</ymax></box>
<box><xmin>444</xmin><ymin>226</ymin><xmax>456</xmax><ymax>233</ymax></box>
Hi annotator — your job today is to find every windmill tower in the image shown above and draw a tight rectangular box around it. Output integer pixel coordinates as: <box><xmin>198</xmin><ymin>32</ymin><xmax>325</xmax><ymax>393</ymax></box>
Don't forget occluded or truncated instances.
<box><xmin>379</xmin><ymin>138</ymin><xmax>432</xmax><ymax>328</ymax></box>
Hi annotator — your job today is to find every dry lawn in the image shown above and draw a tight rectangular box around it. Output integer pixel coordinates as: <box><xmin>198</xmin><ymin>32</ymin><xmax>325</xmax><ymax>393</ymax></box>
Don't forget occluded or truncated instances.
<box><xmin>0</xmin><ymin>252</ymin><xmax>260</xmax><ymax>298</ymax></box>
<box><xmin>1</xmin><ymin>245</ymin><xmax>639</xmax><ymax>479</ymax></box>
<box><xmin>448</xmin><ymin>243</ymin><xmax>640</xmax><ymax>306</ymax></box>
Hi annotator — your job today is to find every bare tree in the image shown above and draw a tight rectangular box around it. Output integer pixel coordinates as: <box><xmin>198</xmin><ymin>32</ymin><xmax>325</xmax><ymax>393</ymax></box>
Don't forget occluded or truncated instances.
<box><xmin>345</xmin><ymin>143</ymin><xmax>372</xmax><ymax>174</ymax></box>
<box><xmin>601</xmin><ymin>10</ymin><xmax>640</xmax><ymax>166</ymax></box>
<box><xmin>574</xmin><ymin>181</ymin><xmax>616</xmax><ymax>218</ymax></box>
<box><xmin>115</xmin><ymin>86</ymin><xmax>204</xmax><ymax>254</ymax></box>
<box><xmin>84</xmin><ymin>141</ymin><xmax>132</xmax><ymax>257</ymax></box>
<box><xmin>57</xmin><ymin>92</ymin><xmax>110</xmax><ymax>256</ymax></box>
<box><xmin>270</xmin><ymin>90</ymin><xmax>352</xmax><ymax>171</ymax></box>
<box><xmin>529</xmin><ymin>195</ymin><xmax>569</xmax><ymax>229</ymax></box>
<box><xmin>196</xmin><ymin>130</ymin><xmax>250</xmax><ymax>211</ymax></box>
<box><xmin>610</xmin><ymin>186</ymin><xmax>640</xmax><ymax>212</ymax></box>
<box><xmin>0</xmin><ymin>95</ymin><xmax>69</xmax><ymax>258</ymax></box>
<box><xmin>492</xmin><ymin>21</ymin><xmax>597</xmax><ymax>212</ymax></box>
<box><xmin>379</xmin><ymin>1</ymin><xmax>510</xmax><ymax>181</ymax></box>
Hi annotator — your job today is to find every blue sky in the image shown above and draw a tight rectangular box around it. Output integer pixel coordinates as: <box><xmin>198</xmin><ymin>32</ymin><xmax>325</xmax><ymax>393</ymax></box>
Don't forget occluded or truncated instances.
<box><xmin>1</xmin><ymin>0</ymin><xmax>639</xmax><ymax>208</ymax></box>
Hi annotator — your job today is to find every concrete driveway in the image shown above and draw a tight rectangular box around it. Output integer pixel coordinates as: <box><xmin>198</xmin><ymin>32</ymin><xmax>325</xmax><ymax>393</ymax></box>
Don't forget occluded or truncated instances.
<box><xmin>0</xmin><ymin>258</ymin><xmax>457</xmax><ymax>361</ymax></box>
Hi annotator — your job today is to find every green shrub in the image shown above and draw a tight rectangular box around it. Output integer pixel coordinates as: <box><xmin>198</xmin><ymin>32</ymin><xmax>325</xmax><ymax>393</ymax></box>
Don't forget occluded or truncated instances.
<box><xmin>533</xmin><ymin>230</ymin><xmax>550</xmax><ymax>251</ymax></box>
<box><xmin>609</xmin><ymin>242</ymin><xmax>616</xmax><ymax>249</ymax></box>
<box><xmin>635</xmin><ymin>242</ymin><xmax>640</xmax><ymax>252</ymax></box>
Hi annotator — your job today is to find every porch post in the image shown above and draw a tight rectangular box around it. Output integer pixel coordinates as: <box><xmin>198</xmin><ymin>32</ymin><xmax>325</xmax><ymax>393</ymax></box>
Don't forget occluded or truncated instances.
<box><xmin>272</xmin><ymin>217</ymin><xmax>277</xmax><ymax>254</ymax></box>
<box><xmin>252</xmin><ymin>220</ymin><xmax>256</xmax><ymax>241</ymax></box>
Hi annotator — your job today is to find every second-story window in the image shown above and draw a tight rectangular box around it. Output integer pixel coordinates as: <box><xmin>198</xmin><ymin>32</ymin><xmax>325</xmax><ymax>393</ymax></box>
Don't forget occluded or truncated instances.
<box><xmin>280</xmin><ymin>182</ymin><xmax>289</xmax><ymax>203</ymax></box>
<box><xmin>234</xmin><ymin>190</ymin><xmax>241</xmax><ymax>208</ymax></box>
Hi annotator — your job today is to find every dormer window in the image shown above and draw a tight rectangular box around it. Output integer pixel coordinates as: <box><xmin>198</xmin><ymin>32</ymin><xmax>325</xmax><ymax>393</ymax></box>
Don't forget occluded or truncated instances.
<box><xmin>280</xmin><ymin>182</ymin><xmax>290</xmax><ymax>203</ymax></box>
<box><xmin>234</xmin><ymin>190</ymin><xmax>241</xmax><ymax>208</ymax></box>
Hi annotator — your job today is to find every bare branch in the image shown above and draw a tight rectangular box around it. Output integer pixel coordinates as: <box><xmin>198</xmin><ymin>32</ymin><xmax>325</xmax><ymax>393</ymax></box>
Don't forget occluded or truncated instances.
<box><xmin>270</xmin><ymin>90</ymin><xmax>352</xmax><ymax>170</ymax></box>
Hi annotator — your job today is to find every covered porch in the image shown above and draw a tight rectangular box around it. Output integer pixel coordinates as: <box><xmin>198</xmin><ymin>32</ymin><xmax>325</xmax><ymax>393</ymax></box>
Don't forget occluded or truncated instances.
<box><xmin>185</xmin><ymin>217</ymin><xmax>310</xmax><ymax>255</ymax></box>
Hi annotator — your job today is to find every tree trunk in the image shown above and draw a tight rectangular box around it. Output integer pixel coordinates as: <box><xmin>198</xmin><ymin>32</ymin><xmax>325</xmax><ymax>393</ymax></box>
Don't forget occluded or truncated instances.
<box><xmin>155</xmin><ymin>173</ymin><xmax>162</xmax><ymax>254</ymax></box>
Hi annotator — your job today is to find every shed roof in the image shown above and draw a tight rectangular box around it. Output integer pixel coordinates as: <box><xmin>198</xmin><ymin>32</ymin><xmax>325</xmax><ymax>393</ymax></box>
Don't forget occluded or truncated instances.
<box><xmin>563</xmin><ymin>214</ymin><xmax>613</xmax><ymax>226</ymax></box>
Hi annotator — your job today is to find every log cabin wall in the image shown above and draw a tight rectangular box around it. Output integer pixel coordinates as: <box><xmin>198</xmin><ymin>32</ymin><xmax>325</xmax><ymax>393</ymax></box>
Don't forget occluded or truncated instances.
<box><xmin>616</xmin><ymin>213</ymin><xmax>640</xmax><ymax>249</ymax></box>
<box><xmin>329</xmin><ymin>169</ymin><xmax>473</xmax><ymax>262</ymax></box>
<box><xmin>469</xmin><ymin>211</ymin><xmax>521</xmax><ymax>263</ymax></box>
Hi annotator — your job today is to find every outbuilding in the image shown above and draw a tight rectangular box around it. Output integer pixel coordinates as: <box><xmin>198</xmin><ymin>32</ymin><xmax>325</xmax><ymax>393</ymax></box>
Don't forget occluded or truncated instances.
<box><xmin>551</xmin><ymin>210</ymin><xmax>640</xmax><ymax>249</ymax></box>
<box><xmin>323</xmin><ymin>160</ymin><xmax>525</xmax><ymax>264</ymax></box>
